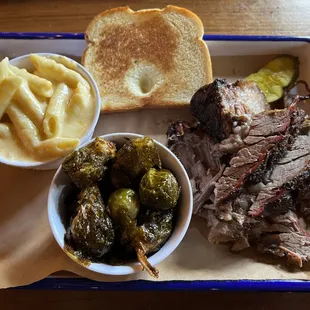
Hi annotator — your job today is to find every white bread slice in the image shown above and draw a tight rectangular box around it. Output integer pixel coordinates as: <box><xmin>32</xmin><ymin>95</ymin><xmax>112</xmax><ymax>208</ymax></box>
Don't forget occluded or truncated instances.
<box><xmin>82</xmin><ymin>6</ymin><xmax>213</xmax><ymax>113</ymax></box>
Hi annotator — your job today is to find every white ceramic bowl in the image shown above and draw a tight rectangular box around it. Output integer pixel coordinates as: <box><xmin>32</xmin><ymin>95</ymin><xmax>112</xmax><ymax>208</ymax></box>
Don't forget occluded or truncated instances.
<box><xmin>0</xmin><ymin>53</ymin><xmax>101</xmax><ymax>170</ymax></box>
<box><xmin>48</xmin><ymin>133</ymin><xmax>193</xmax><ymax>276</ymax></box>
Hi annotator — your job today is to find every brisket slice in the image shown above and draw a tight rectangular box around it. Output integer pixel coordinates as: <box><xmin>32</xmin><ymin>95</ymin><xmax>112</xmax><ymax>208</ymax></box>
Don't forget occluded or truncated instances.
<box><xmin>190</xmin><ymin>79</ymin><xmax>269</xmax><ymax>143</ymax></box>
<box><xmin>208</xmin><ymin>108</ymin><xmax>305</xmax><ymax>250</ymax></box>
<box><xmin>167</xmin><ymin>121</ymin><xmax>224</xmax><ymax>214</ymax></box>
<box><xmin>249</xmin><ymin>135</ymin><xmax>310</xmax><ymax>217</ymax></box>
<box><xmin>299</xmin><ymin>200</ymin><xmax>310</xmax><ymax>224</ymax></box>
<box><xmin>208</xmin><ymin>209</ymin><xmax>257</xmax><ymax>250</ymax></box>
<box><xmin>209</xmin><ymin>134</ymin><xmax>310</xmax><ymax>253</ymax></box>
<box><xmin>255</xmin><ymin>211</ymin><xmax>310</xmax><ymax>267</ymax></box>
<box><xmin>299</xmin><ymin>189</ymin><xmax>310</xmax><ymax>223</ymax></box>
<box><xmin>167</xmin><ymin>121</ymin><xmax>221</xmax><ymax>176</ymax></box>
<box><xmin>215</xmin><ymin>135</ymin><xmax>286</xmax><ymax>205</ymax></box>
<box><xmin>214</xmin><ymin>106</ymin><xmax>305</xmax><ymax>205</ymax></box>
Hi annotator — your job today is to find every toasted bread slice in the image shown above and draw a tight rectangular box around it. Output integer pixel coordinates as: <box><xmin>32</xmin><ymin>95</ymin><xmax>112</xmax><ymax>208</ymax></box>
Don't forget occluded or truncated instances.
<box><xmin>82</xmin><ymin>6</ymin><xmax>213</xmax><ymax>113</ymax></box>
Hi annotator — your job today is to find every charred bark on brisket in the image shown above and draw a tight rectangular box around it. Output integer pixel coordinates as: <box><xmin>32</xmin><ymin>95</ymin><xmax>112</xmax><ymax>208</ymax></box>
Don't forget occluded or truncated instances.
<box><xmin>215</xmin><ymin>106</ymin><xmax>305</xmax><ymax>205</ymax></box>
<box><xmin>249</xmin><ymin>135</ymin><xmax>310</xmax><ymax>217</ymax></box>
<box><xmin>190</xmin><ymin>79</ymin><xmax>269</xmax><ymax>143</ymax></box>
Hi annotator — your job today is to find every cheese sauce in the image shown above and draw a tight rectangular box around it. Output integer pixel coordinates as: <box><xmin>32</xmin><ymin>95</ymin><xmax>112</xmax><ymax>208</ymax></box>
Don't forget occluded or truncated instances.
<box><xmin>0</xmin><ymin>55</ymin><xmax>96</xmax><ymax>162</ymax></box>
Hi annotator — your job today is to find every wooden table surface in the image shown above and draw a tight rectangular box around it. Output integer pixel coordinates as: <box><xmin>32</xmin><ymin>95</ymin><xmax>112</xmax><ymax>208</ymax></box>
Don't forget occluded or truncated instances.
<box><xmin>1</xmin><ymin>0</ymin><xmax>310</xmax><ymax>35</ymax></box>
<box><xmin>1</xmin><ymin>0</ymin><xmax>310</xmax><ymax>309</ymax></box>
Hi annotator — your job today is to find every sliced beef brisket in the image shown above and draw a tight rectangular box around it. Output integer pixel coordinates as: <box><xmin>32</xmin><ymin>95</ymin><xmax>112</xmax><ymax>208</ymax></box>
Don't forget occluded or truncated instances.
<box><xmin>215</xmin><ymin>106</ymin><xmax>305</xmax><ymax>205</ymax></box>
<box><xmin>168</xmin><ymin>96</ymin><xmax>310</xmax><ymax>267</ymax></box>
<box><xmin>215</xmin><ymin>135</ymin><xmax>285</xmax><ymax>204</ymax></box>
<box><xmin>210</xmin><ymin>135</ymin><xmax>310</xmax><ymax>258</ymax></box>
<box><xmin>299</xmin><ymin>200</ymin><xmax>310</xmax><ymax>224</ymax></box>
<box><xmin>249</xmin><ymin>135</ymin><xmax>310</xmax><ymax>217</ymax></box>
<box><xmin>209</xmin><ymin>107</ymin><xmax>306</xmax><ymax>251</ymax></box>
<box><xmin>190</xmin><ymin>79</ymin><xmax>269</xmax><ymax>143</ymax></box>
<box><xmin>167</xmin><ymin>121</ymin><xmax>224</xmax><ymax>213</ymax></box>
<box><xmin>256</xmin><ymin>211</ymin><xmax>310</xmax><ymax>267</ymax></box>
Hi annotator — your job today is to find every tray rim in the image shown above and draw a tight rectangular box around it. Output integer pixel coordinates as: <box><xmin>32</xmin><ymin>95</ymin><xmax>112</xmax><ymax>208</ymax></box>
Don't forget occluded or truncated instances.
<box><xmin>12</xmin><ymin>278</ymin><xmax>310</xmax><ymax>292</ymax></box>
<box><xmin>2</xmin><ymin>32</ymin><xmax>310</xmax><ymax>291</ymax></box>
<box><xmin>0</xmin><ymin>32</ymin><xmax>309</xmax><ymax>42</ymax></box>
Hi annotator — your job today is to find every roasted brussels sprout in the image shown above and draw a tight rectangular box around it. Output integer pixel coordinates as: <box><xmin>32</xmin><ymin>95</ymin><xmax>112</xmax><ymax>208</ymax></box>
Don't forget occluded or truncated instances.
<box><xmin>107</xmin><ymin>188</ymin><xmax>173</xmax><ymax>277</ymax></box>
<box><xmin>139</xmin><ymin>168</ymin><xmax>180</xmax><ymax>210</ymax></box>
<box><xmin>63</xmin><ymin>137</ymin><xmax>116</xmax><ymax>188</ymax></box>
<box><xmin>136</xmin><ymin>209</ymin><xmax>174</xmax><ymax>254</ymax></box>
<box><xmin>107</xmin><ymin>188</ymin><xmax>152</xmax><ymax>277</ymax></box>
<box><xmin>63</xmin><ymin>185</ymin><xmax>79</xmax><ymax>228</ymax></box>
<box><xmin>132</xmin><ymin>209</ymin><xmax>174</xmax><ymax>278</ymax></box>
<box><xmin>108</xmin><ymin>188</ymin><xmax>140</xmax><ymax>227</ymax></box>
<box><xmin>111</xmin><ymin>137</ymin><xmax>161</xmax><ymax>188</ymax></box>
<box><xmin>70</xmin><ymin>185</ymin><xmax>115</xmax><ymax>258</ymax></box>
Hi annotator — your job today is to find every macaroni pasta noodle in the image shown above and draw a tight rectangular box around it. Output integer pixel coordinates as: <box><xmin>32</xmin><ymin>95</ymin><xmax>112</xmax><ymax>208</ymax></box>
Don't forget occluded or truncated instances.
<box><xmin>0</xmin><ymin>55</ymin><xmax>95</xmax><ymax>162</ymax></box>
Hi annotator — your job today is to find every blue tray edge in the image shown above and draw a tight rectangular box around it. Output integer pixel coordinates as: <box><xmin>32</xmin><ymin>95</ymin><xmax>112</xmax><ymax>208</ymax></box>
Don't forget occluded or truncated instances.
<box><xmin>0</xmin><ymin>32</ymin><xmax>309</xmax><ymax>42</ymax></box>
<box><xmin>2</xmin><ymin>31</ymin><xmax>309</xmax><ymax>291</ymax></box>
<box><xmin>12</xmin><ymin>278</ymin><xmax>310</xmax><ymax>291</ymax></box>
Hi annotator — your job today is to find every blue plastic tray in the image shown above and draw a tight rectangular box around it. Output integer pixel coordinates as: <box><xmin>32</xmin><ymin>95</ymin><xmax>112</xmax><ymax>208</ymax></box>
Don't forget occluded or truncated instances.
<box><xmin>2</xmin><ymin>32</ymin><xmax>310</xmax><ymax>291</ymax></box>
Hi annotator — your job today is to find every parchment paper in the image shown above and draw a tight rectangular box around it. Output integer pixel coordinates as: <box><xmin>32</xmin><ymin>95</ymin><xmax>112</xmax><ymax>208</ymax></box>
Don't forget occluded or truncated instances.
<box><xmin>1</xmin><ymin>107</ymin><xmax>309</xmax><ymax>289</ymax></box>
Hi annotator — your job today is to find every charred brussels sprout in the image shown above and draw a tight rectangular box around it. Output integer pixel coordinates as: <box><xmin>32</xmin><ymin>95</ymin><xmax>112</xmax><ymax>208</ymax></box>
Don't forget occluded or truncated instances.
<box><xmin>111</xmin><ymin>137</ymin><xmax>161</xmax><ymax>188</ymax></box>
<box><xmin>107</xmin><ymin>187</ymin><xmax>173</xmax><ymax>278</ymax></box>
<box><xmin>132</xmin><ymin>209</ymin><xmax>174</xmax><ymax>278</ymax></box>
<box><xmin>63</xmin><ymin>137</ymin><xmax>116</xmax><ymax>188</ymax></box>
<box><xmin>108</xmin><ymin>188</ymin><xmax>140</xmax><ymax>227</ymax></box>
<box><xmin>70</xmin><ymin>185</ymin><xmax>114</xmax><ymax>258</ymax></box>
<box><xmin>135</xmin><ymin>209</ymin><xmax>174</xmax><ymax>254</ymax></box>
<box><xmin>139</xmin><ymin>168</ymin><xmax>180</xmax><ymax>210</ymax></box>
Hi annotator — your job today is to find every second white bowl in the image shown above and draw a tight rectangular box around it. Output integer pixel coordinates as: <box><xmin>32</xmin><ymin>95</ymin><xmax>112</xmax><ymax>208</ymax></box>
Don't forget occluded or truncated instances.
<box><xmin>48</xmin><ymin>133</ymin><xmax>193</xmax><ymax>276</ymax></box>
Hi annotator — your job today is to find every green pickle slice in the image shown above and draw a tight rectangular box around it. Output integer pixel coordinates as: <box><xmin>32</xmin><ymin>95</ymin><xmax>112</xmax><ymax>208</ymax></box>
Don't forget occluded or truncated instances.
<box><xmin>246</xmin><ymin>55</ymin><xmax>299</xmax><ymax>103</ymax></box>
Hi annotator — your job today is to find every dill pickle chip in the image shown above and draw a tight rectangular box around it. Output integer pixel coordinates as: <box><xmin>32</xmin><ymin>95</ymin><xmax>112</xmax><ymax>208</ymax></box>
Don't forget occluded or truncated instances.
<box><xmin>264</xmin><ymin>56</ymin><xmax>299</xmax><ymax>87</ymax></box>
<box><xmin>246</xmin><ymin>55</ymin><xmax>299</xmax><ymax>103</ymax></box>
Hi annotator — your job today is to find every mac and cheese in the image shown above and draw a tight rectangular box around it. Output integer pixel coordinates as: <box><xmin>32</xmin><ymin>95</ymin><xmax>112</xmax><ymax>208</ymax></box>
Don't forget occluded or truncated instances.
<box><xmin>0</xmin><ymin>54</ymin><xmax>96</xmax><ymax>162</ymax></box>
